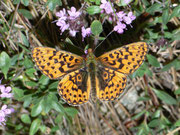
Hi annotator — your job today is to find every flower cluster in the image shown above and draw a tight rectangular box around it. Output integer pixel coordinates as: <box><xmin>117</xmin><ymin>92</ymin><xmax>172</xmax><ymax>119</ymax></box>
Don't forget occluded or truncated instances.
<box><xmin>100</xmin><ymin>0</ymin><xmax>136</xmax><ymax>34</ymax></box>
<box><xmin>0</xmin><ymin>84</ymin><xmax>13</xmax><ymax>126</ymax></box>
<box><xmin>56</xmin><ymin>7</ymin><xmax>91</xmax><ymax>40</ymax></box>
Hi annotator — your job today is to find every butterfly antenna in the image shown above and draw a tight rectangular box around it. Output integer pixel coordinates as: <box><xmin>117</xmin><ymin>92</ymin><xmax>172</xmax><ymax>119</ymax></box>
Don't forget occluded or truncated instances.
<box><xmin>93</xmin><ymin>30</ymin><xmax>114</xmax><ymax>52</ymax></box>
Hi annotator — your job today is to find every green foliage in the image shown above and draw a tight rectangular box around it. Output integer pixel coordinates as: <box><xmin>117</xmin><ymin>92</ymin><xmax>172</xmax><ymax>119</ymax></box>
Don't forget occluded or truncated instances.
<box><xmin>152</xmin><ymin>88</ymin><xmax>177</xmax><ymax>105</ymax></box>
<box><xmin>86</xmin><ymin>6</ymin><xmax>101</xmax><ymax>15</ymax></box>
<box><xmin>21</xmin><ymin>114</ymin><xmax>31</xmax><ymax>124</ymax></box>
<box><xmin>147</xmin><ymin>54</ymin><xmax>160</xmax><ymax>67</ymax></box>
<box><xmin>0</xmin><ymin>52</ymin><xmax>11</xmax><ymax>79</ymax></box>
<box><xmin>91</xmin><ymin>20</ymin><xmax>103</xmax><ymax>36</ymax></box>
<box><xmin>30</xmin><ymin>118</ymin><xmax>41</xmax><ymax>135</ymax></box>
<box><xmin>46</xmin><ymin>0</ymin><xmax>62</xmax><ymax>11</ymax></box>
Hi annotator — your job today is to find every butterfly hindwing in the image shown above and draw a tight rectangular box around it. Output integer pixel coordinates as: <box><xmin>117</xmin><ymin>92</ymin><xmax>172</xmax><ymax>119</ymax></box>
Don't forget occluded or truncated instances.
<box><xmin>58</xmin><ymin>68</ymin><xmax>91</xmax><ymax>105</ymax></box>
<box><xmin>97</xmin><ymin>42</ymin><xmax>148</xmax><ymax>74</ymax></box>
<box><xmin>96</xmin><ymin>66</ymin><xmax>127</xmax><ymax>101</ymax></box>
<box><xmin>32</xmin><ymin>47</ymin><xmax>83</xmax><ymax>79</ymax></box>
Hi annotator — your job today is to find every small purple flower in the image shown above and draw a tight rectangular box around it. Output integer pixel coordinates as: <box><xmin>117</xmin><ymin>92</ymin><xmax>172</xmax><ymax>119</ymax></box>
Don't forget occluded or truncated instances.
<box><xmin>82</xmin><ymin>27</ymin><xmax>91</xmax><ymax>40</ymax></box>
<box><xmin>114</xmin><ymin>22</ymin><xmax>126</xmax><ymax>34</ymax></box>
<box><xmin>56</xmin><ymin>8</ymin><xmax>67</xmax><ymax>19</ymax></box>
<box><xmin>69</xmin><ymin>29</ymin><xmax>77</xmax><ymax>37</ymax></box>
<box><xmin>123</xmin><ymin>12</ymin><xmax>136</xmax><ymax>24</ymax></box>
<box><xmin>0</xmin><ymin>105</ymin><xmax>13</xmax><ymax>126</ymax></box>
<box><xmin>56</xmin><ymin>20</ymin><xmax>69</xmax><ymax>34</ymax></box>
<box><xmin>0</xmin><ymin>85</ymin><xmax>13</xmax><ymax>98</ymax></box>
<box><xmin>84</xmin><ymin>49</ymin><xmax>88</xmax><ymax>55</ymax></box>
<box><xmin>116</xmin><ymin>11</ymin><xmax>126</xmax><ymax>21</ymax></box>
<box><xmin>67</xmin><ymin>7</ymin><xmax>81</xmax><ymax>20</ymax></box>
<box><xmin>1</xmin><ymin>105</ymin><xmax>11</xmax><ymax>115</ymax></box>
<box><xmin>100</xmin><ymin>0</ymin><xmax>114</xmax><ymax>14</ymax></box>
<box><xmin>56</xmin><ymin>7</ymin><xmax>84</xmax><ymax>37</ymax></box>
<box><xmin>0</xmin><ymin>81</ymin><xmax>14</xmax><ymax>126</ymax></box>
<box><xmin>0</xmin><ymin>116</ymin><xmax>5</xmax><ymax>126</ymax></box>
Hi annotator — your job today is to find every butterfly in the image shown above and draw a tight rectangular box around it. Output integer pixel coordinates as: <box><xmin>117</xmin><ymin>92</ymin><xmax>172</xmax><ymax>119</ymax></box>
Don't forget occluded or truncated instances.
<box><xmin>32</xmin><ymin>42</ymin><xmax>148</xmax><ymax>106</ymax></box>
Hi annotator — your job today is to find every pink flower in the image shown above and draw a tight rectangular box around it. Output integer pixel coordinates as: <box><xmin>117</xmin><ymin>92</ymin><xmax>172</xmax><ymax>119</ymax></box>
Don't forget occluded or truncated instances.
<box><xmin>56</xmin><ymin>8</ymin><xmax>67</xmax><ymax>19</ymax></box>
<box><xmin>123</xmin><ymin>12</ymin><xmax>136</xmax><ymax>24</ymax></box>
<box><xmin>82</xmin><ymin>27</ymin><xmax>91</xmax><ymax>40</ymax></box>
<box><xmin>100</xmin><ymin>0</ymin><xmax>114</xmax><ymax>14</ymax></box>
<box><xmin>84</xmin><ymin>49</ymin><xmax>88</xmax><ymax>54</ymax></box>
<box><xmin>0</xmin><ymin>85</ymin><xmax>13</xmax><ymax>98</ymax></box>
<box><xmin>116</xmin><ymin>11</ymin><xmax>126</xmax><ymax>21</ymax></box>
<box><xmin>114</xmin><ymin>22</ymin><xmax>126</xmax><ymax>34</ymax></box>
<box><xmin>1</xmin><ymin>105</ymin><xmax>11</xmax><ymax>115</ymax></box>
<box><xmin>56</xmin><ymin>7</ymin><xmax>84</xmax><ymax>37</ymax></box>
<box><xmin>56</xmin><ymin>20</ymin><xmax>69</xmax><ymax>34</ymax></box>
<box><xmin>0</xmin><ymin>105</ymin><xmax>13</xmax><ymax>125</ymax></box>
<box><xmin>67</xmin><ymin>7</ymin><xmax>81</xmax><ymax>20</ymax></box>
<box><xmin>69</xmin><ymin>29</ymin><xmax>77</xmax><ymax>37</ymax></box>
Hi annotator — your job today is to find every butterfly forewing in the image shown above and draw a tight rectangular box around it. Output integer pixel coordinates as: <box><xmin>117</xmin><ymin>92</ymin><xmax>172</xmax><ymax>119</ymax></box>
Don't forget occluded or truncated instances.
<box><xmin>97</xmin><ymin>42</ymin><xmax>148</xmax><ymax>74</ymax></box>
<box><xmin>32</xmin><ymin>47</ymin><xmax>83</xmax><ymax>79</ymax></box>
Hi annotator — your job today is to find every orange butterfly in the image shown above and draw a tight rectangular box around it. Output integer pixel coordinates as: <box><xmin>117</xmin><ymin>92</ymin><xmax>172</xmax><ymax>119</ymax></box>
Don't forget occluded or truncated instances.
<box><xmin>32</xmin><ymin>42</ymin><xmax>148</xmax><ymax>105</ymax></box>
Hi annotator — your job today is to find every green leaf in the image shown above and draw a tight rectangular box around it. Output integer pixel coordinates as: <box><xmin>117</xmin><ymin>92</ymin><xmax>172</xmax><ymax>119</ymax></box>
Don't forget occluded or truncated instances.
<box><xmin>174</xmin><ymin>88</ymin><xmax>180</xmax><ymax>95</ymax></box>
<box><xmin>21</xmin><ymin>114</ymin><xmax>31</xmax><ymax>124</ymax></box>
<box><xmin>137</xmin><ymin>122</ymin><xmax>151</xmax><ymax>135</ymax></box>
<box><xmin>21</xmin><ymin>0</ymin><xmax>29</xmax><ymax>6</ymax></box>
<box><xmin>17</xmin><ymin>43</ymin><xmax>31</xmax><ymax>52</ymax></box>
<box><xmin>132</xmin><ymin>110</ymin><xmax>146</xmax><ymax>120</ymax></box>
<box><xmin>170</xmin><ymin>5</ymin><xmax>180</xmax><ymax>19</ymax></box>
<box><xmin>152</xmin><ymin>88</ymin><xmax>177</xmax><ymax>105</ymax></box>
<box><xmin>119</xmin><ymin>0</ymin><xmax>133</xmax><ymax>6</ymax></box>
<box><xmin>29</xmin><ymin>119</ymin><xmax>41</xmax><ymax>135</ymax></box>
<box><xmin>38</xmin><ymin>75</ymin><xmax>49</xmax><ymax>85</ymax></box>
<box><xmin>132</xmin><ymin>62</ymin><xmax>152</xmax><ymax>78</ymax></box>
<box><xmin>152</xmin><ymin>109</ymin><xmax>161</xmax><ymax>118</ymax></box>
<box><xmin>13</xmin><ymin>0</ymin><xmax>21</xmax><ymax>4</ymax></box>
<box><xmin>12</xmin><ymin>87</ymin><xmax>24</xmax><ymax>100</ymax></box>
<box><xmin>137</xmin><ymin>96</ymin><xmax>151</xmax><ymax>102</ymax></box>
<box><xmin>51</xmin><ymin>101</ymin><xmax>64</xmax><ymax>113</ymax></box>
<box><xmin>148</xmin><ymin>119</ymin><xmax>160</xmax><ymax>128</ymax></box>
<box><xmin>43</xmin><ymin>94</ymin><xmax>56</xmax><ymax>113</ymax></box>
<box><xmin>18</xmin><ymin>9</ymin><xmax>33</xmax><ymax>19</ymax></box>
<box><xmin>11</xmin><ymin>54</ymin><xmax>19</xmax><ymax>66</ymax></box>
<box><xmin>20</xmin><ymin>32</ymin><xmax>29</xmax><ymax>46</ymax></box>
<box><xmin>147</xmin><ymin>54</ymin><xmax>160</xmax><ymax>67</ymax></box>
<box><xmin>39</xmin><ymin>125</ymin><xmax>47</xmax><ymax>133</ymax></box>
<box><xmin>15</xmin><ymin>124</ymin><xmax>23</xmax><ymax>130</ymax></box>
<box><xmin>48</xmin><ymin>81</ymin><xmax>59</xmax><ymax>89</ymax></box>
<box><xmin>161</xmin><ymin>116</ymin><xmax>172</xmax><ymax>126</ymax></box>
<box><xmin>172</xmin><ymin>29</ymin><xmax>180</xmax><ymax>41</ymax></box>
<box><xmin>65</xmin><ymin>107</ymin><xmax>78</xmax><ymax>118</ymax></box>
<box><xmin>175</xmin><ymin>119</ymin><xmax>180</xmax><ymax>127</ymax></box>
<box><xmin>91</xmin><ymin>20</ymin><xmax>103</xmax><ymax>36</ymax></box>
<box><xmin>55</xmin><ymin>113</ymin><xmax>63</xmax><ymax>124</ymax></box>
<box><xmin>162</xmin><ymin>8</ymin><xmax>169</xmax><ymax>25</ymax></box>
<box><xmin>86</xmin><ymin>6</ymin><xmax>101</xmax><ymax>15</ymax></box>
<box><xmin>31</xmin><ymin>99</ymin><xmax>44</xmax><ymax>117</ymax></box>
<box><xmin>161</xmin><ymin>59</ymin><xmax>179</xmax><ymax>72</ymax></box>
<box><xmin>0</xmin><ymin>51</ymin><xmax>11</xmax><ymax>79</ymax></box>
<box><xmin>141</xmin><ymin>0</ymin><xmax>150</xmax><ymax>6</ymax></box>
<box><xmin>46</xmin><ymin>0</ymin><xmax>62</xmax><ymax>11</ymax></box>
<box><xmin>25</xmin><ymin>68</ymin><xmax>36</xmax><ymax>78</ymax></box>
<box><xmin>23</xmin><ymin>96</ymin><xmax>32</xmax><ymax>108</ymax></box>
<box><xmin>25</xmin><ymin>81</ymin><xmax>37</xmax><ymax>87</ymax></box>
<box><xmin>146</xmin><ymin>3</ymin><xmax>162</xmax><ymax>15</ymax></box>
<box><xmin>24</xmin><ymin>57</ymin><xmax>33</xmax><ymax>68</ymax></box>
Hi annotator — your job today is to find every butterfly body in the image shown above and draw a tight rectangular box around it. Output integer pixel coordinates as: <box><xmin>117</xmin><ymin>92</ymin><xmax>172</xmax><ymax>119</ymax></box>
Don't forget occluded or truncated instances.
<box><xmin>32</xmin><ymin>42</ymin><xmax>148</xmax><ymax>105</ymax></box>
